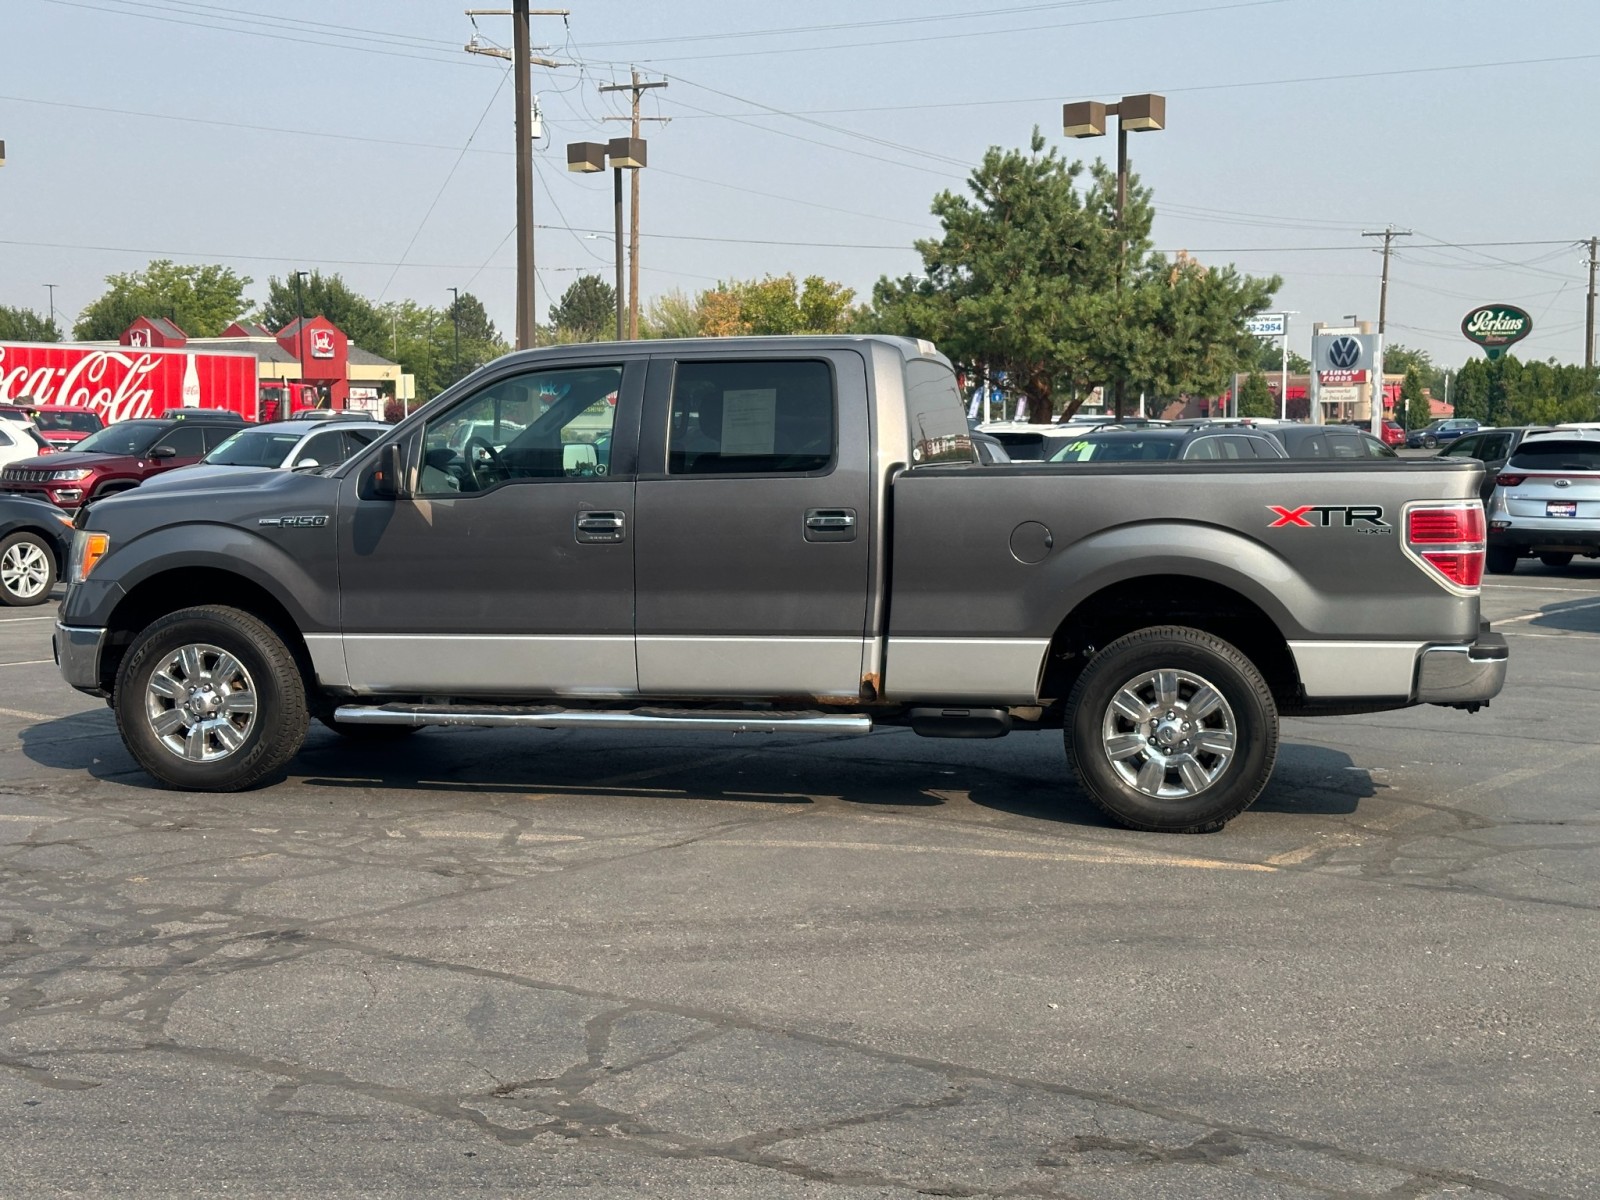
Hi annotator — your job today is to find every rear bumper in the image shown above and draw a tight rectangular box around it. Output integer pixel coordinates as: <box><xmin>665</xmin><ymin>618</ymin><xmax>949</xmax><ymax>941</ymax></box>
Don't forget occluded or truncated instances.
<box><xmin>53</xmin><ymin>623</ymin><xmax>108</xmax><ymax>696</ymax></box>
<box><xmin>1414</xmin><ymin>630</ymin><xmax>1508</xmax><ymax>707</ymax></box>
<box><xmin>1489</xmin><ymin>524</ymin><xmax>1600</xmax><ymax>554</ymax></box>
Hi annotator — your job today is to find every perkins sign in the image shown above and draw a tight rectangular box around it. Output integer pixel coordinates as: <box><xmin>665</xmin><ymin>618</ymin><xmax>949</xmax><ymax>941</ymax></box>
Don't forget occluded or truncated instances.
<box><xmin>1461</xmin><ymin>304</ymin><xmax>1532</xmax><ymax>360</ymax></box>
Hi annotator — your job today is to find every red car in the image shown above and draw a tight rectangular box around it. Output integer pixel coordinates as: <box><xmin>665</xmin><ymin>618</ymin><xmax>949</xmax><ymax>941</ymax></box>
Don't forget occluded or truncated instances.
<box><xmin>1380</xmin><ymin>420</ymin><xmax>1406</xmax><ymax>446</ymax></box>
<box><xmin>30</xmin><ymin>405</ymin><xmax>105</xmax><ymax>451</ymax></box>
<box><xmin>0</xmin><ymin>410</ymin><xmax>246</xmax><ymax>509</ymax></box>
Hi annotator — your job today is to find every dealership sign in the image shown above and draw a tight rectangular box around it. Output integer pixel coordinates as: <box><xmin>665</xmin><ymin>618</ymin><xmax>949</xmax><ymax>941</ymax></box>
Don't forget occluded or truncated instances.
<box><xmin>1245</xmin><ymin>313</ymin><xmax>1287</xmax><ymax>338</ymax></box>
<box><xmin>1461</xmin><ymin>304</ymin><xmax>1531</xmax><ymax>360</ymax></box>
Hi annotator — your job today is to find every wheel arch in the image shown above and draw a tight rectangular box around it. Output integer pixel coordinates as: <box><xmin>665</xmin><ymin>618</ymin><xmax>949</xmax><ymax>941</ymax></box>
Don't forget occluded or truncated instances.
<box><xmin>1040</xmin><ymin>574</ymin><xmax>1301</xmax><ymax>710</ymax></box>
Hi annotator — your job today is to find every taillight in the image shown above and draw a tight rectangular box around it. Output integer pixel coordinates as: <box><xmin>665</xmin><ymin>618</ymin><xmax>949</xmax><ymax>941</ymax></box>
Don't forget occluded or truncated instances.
<box><xmin>1495</xmin><ymin>473</ymin><xmax>1525</xmax><ymax>487</ymax></box>
<box><xmin>1405</xmin><ymin>503</ymin><xmax>1485</xmax><ymax>591</ymax></box>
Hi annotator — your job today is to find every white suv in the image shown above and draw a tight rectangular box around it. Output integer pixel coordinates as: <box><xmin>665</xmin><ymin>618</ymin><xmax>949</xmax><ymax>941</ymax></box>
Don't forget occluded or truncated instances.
<box><xmin>1486</xmin><ymin>428</ymin><xmax>1600</xmax><ymax>573</ymax></box>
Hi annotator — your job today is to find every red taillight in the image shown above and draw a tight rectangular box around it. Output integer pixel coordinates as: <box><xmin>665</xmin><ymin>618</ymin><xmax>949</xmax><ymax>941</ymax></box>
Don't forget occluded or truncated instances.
<box><xmin>1496</xmin><ymin>473</ymin><xmax>1525</xmax><ymax>487</ymax></box>
<box><xmin>1405</xmin><ymin>504</ymin><xmax>1485</xmax><ymax>591</ymax></box>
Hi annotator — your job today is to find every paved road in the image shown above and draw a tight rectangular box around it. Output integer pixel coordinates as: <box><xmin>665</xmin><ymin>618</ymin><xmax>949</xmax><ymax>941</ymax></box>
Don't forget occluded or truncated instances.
<box><xmin>2</xmin><ymin>571</ymin><xmax>1597</xmax><ymax>1198</ymax></box>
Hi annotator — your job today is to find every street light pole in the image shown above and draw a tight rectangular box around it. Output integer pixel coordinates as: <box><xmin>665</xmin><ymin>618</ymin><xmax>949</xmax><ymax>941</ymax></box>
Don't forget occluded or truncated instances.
<box><xmin>293</xmin><ymin>269</ymin><xmax>309</xmax><ymax>411</ymax></box>
<box><xmin>568</xmin><ymin>138</ymin><xmax>645</xmax><ymax>341</ymax></box>
<box><xmin>1062</xmin><ymin>93</ymin><xmax>1165</xmax><ymax>423</ymax></box>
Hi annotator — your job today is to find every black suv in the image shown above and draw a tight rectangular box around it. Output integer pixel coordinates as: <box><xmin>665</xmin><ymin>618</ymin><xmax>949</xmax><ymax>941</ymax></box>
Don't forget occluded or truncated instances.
<box><xmin>1043</xmin><ymin>425</ymin><xmax>1286</xmax><ymax>461</ymax></box>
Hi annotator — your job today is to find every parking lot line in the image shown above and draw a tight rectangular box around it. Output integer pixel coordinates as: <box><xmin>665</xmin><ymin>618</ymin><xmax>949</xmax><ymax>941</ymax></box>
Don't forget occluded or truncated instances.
<box><xmin>0</xmin><ymin>615</ymin><xmax>56</xmax><ymax>623</ymax></box>
<box><xmin>1482</xmin><ymin>583</ymin><xmax>1600</xmax><ymax>594</ymax></box>
<box><xmin>712</xmin><ymin>837</ymin><xmax>1275</xmax><ymax>872</ymax></box>
<box><xmin>1499</xmin><ymin>599</ymin><xmax>1600</xmax><ymax>625</ymax></box>
<box><xmin>0</xmin><ymin>659</ymin><xmax>54</xmax><ymax>668</ymax></box>
<box><xmin>0</xmin><ymin>706</ymin><xmax>61</xmax><ymax>722</ymax></box>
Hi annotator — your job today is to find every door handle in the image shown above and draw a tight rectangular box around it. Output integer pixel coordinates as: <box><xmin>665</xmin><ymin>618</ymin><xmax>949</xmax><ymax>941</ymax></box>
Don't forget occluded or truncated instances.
<box><xmin>804</xmin><ymin>508</ymin><xmax>857</xmax><ymax>542</ymax></box>
<box><xmin>576</xmin><ymin>510</ymin><xmax>626</xmax><ymax>544</ymax></box>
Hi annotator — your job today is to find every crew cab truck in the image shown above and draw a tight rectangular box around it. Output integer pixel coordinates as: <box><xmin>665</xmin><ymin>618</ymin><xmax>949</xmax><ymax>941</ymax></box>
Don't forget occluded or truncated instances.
<box><xmin>54</xmin><ymin>336</ymin><xmax>1507</xmax><ymax>833</ymax></box>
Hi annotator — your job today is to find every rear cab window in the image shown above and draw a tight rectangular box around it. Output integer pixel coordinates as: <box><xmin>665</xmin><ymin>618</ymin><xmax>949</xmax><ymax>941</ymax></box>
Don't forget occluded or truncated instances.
<box><xmin>903</xmin><ymin>359</ymin><xmax>976</xmax><ymax>465</ymax></box>
<box><xmin>667</xmin><ymin>359</ymin><xmax>836</xmax><ymax>475</ymax></box>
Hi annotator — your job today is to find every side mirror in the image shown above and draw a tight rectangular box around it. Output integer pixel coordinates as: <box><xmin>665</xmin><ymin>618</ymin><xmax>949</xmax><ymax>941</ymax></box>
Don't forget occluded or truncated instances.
<box><xmin>368</xmin><ymin>442</ymin><xmax>406</xmax><ymax>500</ymax></box>
<box><xmin>291</xmin><ymin>457</ymin><xmax>320</xmax><ymax>471</ymax></box>
<box><xmin>150</xmin><ymin>445</ymin><xmax>177</xmax><ymax>460</ymax></box>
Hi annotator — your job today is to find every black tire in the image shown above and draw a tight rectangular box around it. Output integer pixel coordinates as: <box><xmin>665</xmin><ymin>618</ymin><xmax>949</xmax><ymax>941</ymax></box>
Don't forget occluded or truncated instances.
<box><xmin>1539</xmin><ymin>553</ymin><xmax>1574</xmax><ymax>569</ymax></box>
<box><xmin>91</xmin><ymin>482</ymin><xmax>137</xmax><ymax>501</ymax></box>
<box><xmin>1486</xmin><ymin>545</ymin><xmax>1519</xmax><ymax>575</ymax></box>
<box><xmin>1422</xmin><ymin>434</ymin><xmax>1437</xmax><ymax>449</ymax></box>
<box><xmin>1064</xmin><ymin>625</ymin><xmax>1278</xmax><ymax>834</ymax></box>
<box><xmin>113</xmin><ymin>605</ymin><xmax>309</xmax><ymax>791</ymax></box>
<box><xmin>318</xmin><ymin>714</ymin><xmax>420</xmax><ymax>742</ymax></box>
<box><xmin>0</xmin><ymin>531</ymin><xmax>57</xmax><ymax>607</ymax></box>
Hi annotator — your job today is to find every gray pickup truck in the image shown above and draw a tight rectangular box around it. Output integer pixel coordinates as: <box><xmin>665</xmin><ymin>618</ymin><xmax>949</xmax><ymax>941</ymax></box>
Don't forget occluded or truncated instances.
<box><xmin>54</xmin><ymin>335</ymin><xmax>1506</xmax><ymax>833</ymax></box>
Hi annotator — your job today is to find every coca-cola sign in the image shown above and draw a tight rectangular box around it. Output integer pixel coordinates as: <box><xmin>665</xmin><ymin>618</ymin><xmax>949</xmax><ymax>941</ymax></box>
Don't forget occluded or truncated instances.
<box><xmin>0</xmin><ymin>343</ymin><xmax>260</xmax><ymax>422</ymax></box>
<box><xmin>1461</xmin><ymin>304</ymin><xmax>1532</xmax><ymax>360</ymax></box>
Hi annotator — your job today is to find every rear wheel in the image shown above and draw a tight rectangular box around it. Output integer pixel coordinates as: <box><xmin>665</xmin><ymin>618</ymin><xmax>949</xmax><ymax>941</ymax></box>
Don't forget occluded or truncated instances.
<box><xmin>1064</xmin><ymin>626</ymin><xmax>1278</xmax><ymax>834</ymax></box>
<box><xmin>113</xmin><ymin>606</ymin><xmax>308</xmax><ymax>791</ymax></box>
<box><xmin>0</xmin><ymin>532</ymin><xmax>56</xmax><ymax>606</ymax></box>
<box><xmin>1539</xmin><ymin>553</ymin><xmax>1574</xmax><ymax>568</ymax></box>
<box><xmin>1486</xmin><ymin>545</ymin><xmax>1519</xmax><ymax>575</ymax></box>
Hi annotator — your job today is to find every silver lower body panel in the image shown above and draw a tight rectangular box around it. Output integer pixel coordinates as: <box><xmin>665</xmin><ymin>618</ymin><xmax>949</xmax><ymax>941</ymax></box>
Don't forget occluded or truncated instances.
<box><xmin>332</xmin><ymin>703</ymin><xmax>872</xmax><ymax>735</ymax></box>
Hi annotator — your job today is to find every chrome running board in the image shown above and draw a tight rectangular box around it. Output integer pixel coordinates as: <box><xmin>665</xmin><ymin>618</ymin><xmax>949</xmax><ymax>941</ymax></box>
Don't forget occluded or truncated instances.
<box><xmin>332</xmin><ymin>703</ymin><xmax>872</xmax><ymax>736</ymax></box>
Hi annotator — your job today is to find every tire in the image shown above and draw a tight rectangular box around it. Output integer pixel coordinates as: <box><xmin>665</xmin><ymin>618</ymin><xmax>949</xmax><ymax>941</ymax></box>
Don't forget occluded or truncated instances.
<box><xmin>1064</xmin><ymin>626</ymin><xmax>1278</xmax><ymax>834</ymax></box>
<box><xmin>1539</xmin><ymin>553</ymin><xmax>1574</xmax><ymax>569</ymax></box>
<box><xmin>1422</xmin><ymin>435</ymin><xmax>1437</xmax><ymax>449</ymax></box>
<box><xmin>0</xmin><ymin>531</ymin><xmax>57</xmax><ymax>607</ymax></box>
<box><xmin>113</xmin><ymin>605</ymin><xmax>309</xmax><ymax>791</ymax></box>
<box><xmin>91</xmin><ymin>482</ymin><xmax>137</xmax><ymax>502</ymax></box>
<box><xmin>1486</xmin><ymin>545</ymin><xmax>1519</xmax><ymax>575</ymax></box>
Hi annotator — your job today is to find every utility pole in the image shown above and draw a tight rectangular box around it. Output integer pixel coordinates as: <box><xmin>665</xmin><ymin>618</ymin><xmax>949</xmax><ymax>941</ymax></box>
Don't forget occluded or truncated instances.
<box><xmin>601</xmin><ymin>70</ymin><xmax>667</xmax><ymax>339</ymax></box>
<box><xmin>1363</xmin><ymin>226</ymin><xmax>1411</xmax><ymax>434</ymax></box>
<box><xmin>1585</xmin><ymin>236</ymin><xmax>1597</xmax><ymax>371</ymax></box>
<box><xmin>448</xmin><ymin>286</ymin><xmax>461</xmax><ymax>382</ymax></box>
<box><xmin>43</xmin><ymin>283</ymin><xmax>57</xmax><ymax>333</ymax></box>
<box><xmin>465</xmin><ymin>6</ymin><xmax>569</xmax><ymax>350</ymax></box>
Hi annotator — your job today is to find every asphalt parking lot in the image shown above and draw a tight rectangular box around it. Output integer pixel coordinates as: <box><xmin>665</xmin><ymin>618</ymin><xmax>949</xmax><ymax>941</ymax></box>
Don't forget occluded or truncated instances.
<box><xmin>2</xmin><ymin>572</ymin><xmax>1597</xmax><ymax>1198</ymax></box>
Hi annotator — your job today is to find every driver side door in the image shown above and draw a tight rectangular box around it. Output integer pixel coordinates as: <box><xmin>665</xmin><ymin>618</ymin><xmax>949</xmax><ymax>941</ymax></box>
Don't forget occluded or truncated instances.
<box><xmin>333</xmin><ymin>358</ymin><xmax>641</xmax><ymax>698</ymax></box>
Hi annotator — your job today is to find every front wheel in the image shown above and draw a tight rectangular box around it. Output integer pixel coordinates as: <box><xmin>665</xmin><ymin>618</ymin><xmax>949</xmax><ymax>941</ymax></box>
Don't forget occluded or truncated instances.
<box><xmin>0</xmin><ymin>531</ymin><xmax>57</xmax><ymax>606</ymax></box>
<box><xmin>1486</xmin><ymin>545</ymin><xmax>1519</xmax><ymax>575</ymax></box>
<box><xmin>1422</xmin><ymin>435</ymin><xmax>1438</xmax><ymax>449</ymax></box>
<box><xmin>1064</xmin><ymin>626</ymin><xmax>1278</xmax><ymax>833</ymax></box>
<box><xmin>113</xmin><ymin>605</ymin><xmax>309</xmax><ymax>791</ymax></box>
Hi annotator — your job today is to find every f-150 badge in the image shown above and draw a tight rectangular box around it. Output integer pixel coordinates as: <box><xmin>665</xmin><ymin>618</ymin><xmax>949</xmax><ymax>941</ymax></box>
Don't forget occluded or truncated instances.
<box><xmin>258</xmin><ymin>515</ymin><xmax>329</xmax><ymax>528</ymax></box>
<box><xmin>1267</xmin><ymin>505</ymin><xmax>1388</xmax><ymax>529</ymax></box>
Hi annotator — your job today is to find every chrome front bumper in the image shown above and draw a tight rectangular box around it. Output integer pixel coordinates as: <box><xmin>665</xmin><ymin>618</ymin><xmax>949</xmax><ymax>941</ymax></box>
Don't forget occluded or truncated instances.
<box><xmin>54</xmin><ymin>624</ymin><xmax>108</xmax><ymax>695</ymax></box>
<box><xmin>1415</xmin><ymin>629</ymin><xmax>1508</xmax><ymax>707</ymax></box>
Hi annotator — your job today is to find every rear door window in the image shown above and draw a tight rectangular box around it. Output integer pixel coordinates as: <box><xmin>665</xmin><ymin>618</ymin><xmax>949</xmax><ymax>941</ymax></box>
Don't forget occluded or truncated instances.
<box><xmin>1509</xmin><ymin>440</ymin><xmax>1600</xmax><ymax>471</ymax></box>
<box><xmin>668</xmin><ymin>359</ymin><xmax>835</xmax><ymax>475</ymax></box>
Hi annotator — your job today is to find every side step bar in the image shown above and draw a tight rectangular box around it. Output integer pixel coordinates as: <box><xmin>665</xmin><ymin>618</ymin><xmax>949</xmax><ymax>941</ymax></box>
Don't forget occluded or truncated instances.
<box><xmin>332</xmin><ymin>703</ymin><xmax>873</xmax><ymax>736</ymax></box>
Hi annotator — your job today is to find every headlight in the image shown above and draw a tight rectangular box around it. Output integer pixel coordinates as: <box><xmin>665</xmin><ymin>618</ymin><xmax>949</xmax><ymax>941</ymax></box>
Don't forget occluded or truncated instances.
<box><xmin>68</xmin><ymin>530</ymin><xmax>110</xmax><ymax>583</ymax></box>
<box><xmin>48</xmin><ymin>469</ymin><xmax>92</xmax><ymax>482</ymax></box>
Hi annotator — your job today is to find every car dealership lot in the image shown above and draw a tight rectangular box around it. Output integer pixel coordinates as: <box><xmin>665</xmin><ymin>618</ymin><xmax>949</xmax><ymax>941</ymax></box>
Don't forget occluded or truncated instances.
<box><xmin>2</xmin><ymin>579</ymin><xmax>1597</xmax><ymax>1198</ymax></box>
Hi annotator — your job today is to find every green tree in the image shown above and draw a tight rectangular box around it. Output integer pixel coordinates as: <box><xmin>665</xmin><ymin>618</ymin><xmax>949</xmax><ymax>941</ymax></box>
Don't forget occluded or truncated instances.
<box><xmin>867</xmin><ymin>131</ymin><xmax>1278</xmax><ymax>423</ymax></box>
<box><xmin>641</xmin><ymin>288</ymin><xmax>700</xmax><ymax>339</ymax></box>
<box><xmin>259</xmin><ymin>271</ymin><xmax>387</xmax><ymax>351</ymax></box>
<box><xmin>0</xmin><ymin>305</ymin><xmax>60</xmax><ymax>342</ymax></box>
<box><xmin>1402</xmin><ymin>367</ymin><xmax>1431</xmax><ymax>430</ymax></box>
<box><xmin>1237</xmin><ymin>370</ymin><xmax>1275</xmax><ymax>418</ymax></box>
<box><xmin>1253</xmin><ymin>339</ymin><xmax>1308</xmax><ymax>374</ymax></box>
<box><xmin>1451</xmin><ymin>359</ymin><xmax>1489</xmax><ymax>422</ymax></box>
<box><xmin>550</xmin><ymin>274</ymin><xmax>618</xmax><ymax>340</ymax></box>
<box><xmin>438</xmin><ymin>291</ymin><xmax>508</xmax><ymax>388</ymax></box>
<box><xmin>73</xmin><ymin>259</ymin><xmax>251</xmax><ymax>340</ymax></box>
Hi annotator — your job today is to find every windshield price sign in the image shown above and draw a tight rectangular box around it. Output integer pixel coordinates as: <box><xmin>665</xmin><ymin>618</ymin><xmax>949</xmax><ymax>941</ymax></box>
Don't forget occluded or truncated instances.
<box><xmin>1461</xmin><ymin>304</ymin><xmax>1532</xmax><ymax>360</ymax></box>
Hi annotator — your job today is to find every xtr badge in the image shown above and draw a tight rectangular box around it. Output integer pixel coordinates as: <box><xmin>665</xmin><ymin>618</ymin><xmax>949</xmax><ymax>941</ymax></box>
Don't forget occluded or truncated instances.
<box><xmin>1267</xmin><ymin>505</ymin><xmax>1389</xmax><ymax>530</ymax></box>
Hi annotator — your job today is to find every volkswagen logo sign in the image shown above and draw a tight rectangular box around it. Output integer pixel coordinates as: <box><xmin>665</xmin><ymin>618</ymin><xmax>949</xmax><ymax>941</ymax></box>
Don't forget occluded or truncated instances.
<box><xmin>1327</xmin><ymin>336</ymin><xmax>1362</xmax><ymax>370</ymax></box>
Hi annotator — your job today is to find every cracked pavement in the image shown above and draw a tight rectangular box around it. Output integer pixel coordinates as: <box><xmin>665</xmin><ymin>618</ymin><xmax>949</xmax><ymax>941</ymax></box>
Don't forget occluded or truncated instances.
<box><xmin>1</xmin><ymin>570</ymin><xmax>1597</xmax><ymax>1197</ymax></box>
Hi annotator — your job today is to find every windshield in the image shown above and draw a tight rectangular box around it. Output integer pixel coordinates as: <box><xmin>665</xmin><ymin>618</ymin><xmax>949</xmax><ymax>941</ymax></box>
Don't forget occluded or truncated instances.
<box><xmin>204</xmin><ymin>429</ymin><xmax>302</xmax><ymax>467</ymax></box>
<box><xmin>1508</xmin><ymin>440</ymin><xmax>1600</xmax><ymax>471</ymax></box>
<box><xmin>72</xmin><ymin>420</ymin><xmax>166</xmax><ymax>456</ymax></box>
<box><xmin>1048</xmin><ymin>436</ymin><xmax>1183</xmax><ymax>462</ymax></box>
<box><xmin>34</xmin><ymin>410</ymin><xmax>104</xmax><ymax>433</ymax></box>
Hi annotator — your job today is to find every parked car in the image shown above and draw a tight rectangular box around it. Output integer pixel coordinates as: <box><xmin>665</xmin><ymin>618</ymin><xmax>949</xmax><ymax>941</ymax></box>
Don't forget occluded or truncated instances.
<box><xmin>168</xmin><ymin>418</ymin><xmax>388</xmax><ymax>481</ymax></box>
<box><xmin>979</xmin><ymin>419</ymin><xmax>1168</xmax><ymax>461</ymax></box>
<box><xmin>1486</xmin><ymin>429</ymin><xmax>1600</xmax><ymax>573</ymax></box>
<box><xmin>29</xmin><ymin>405</ymin><xmax>105</xmax><ymax>450</ymax></box>
<box><xmin>1408</xmin><ymin>418</ymin><xmax>1480</xmax><ymax>449</ymax></box>
<box><xmin>970</xmin><ymin>431</ymin><xmax>1012</xmax><ymax>464</ymax></box>
<box><xmin>0</xmin><ymin>494</ymin><xmax>74</xmax><ymax>606</ymax></box>
<box><xmin>0</xmin><ymin>409</ymin><xmax>246</xmax><ymax>509</ymax></box>
<box><xmin>1436</xmin><ymin>427</ymin><xmax>1541</xmax><ymax>502</ymax></box>
<box><xmin>1259</xmin><ymin>423</ymin><xmax>1398</xmax><ymax>460</ymax></box>
<box><xmin>0</xmin><ymin>402</ymin><xmax>40</xmax><ymax>426</ymax></box>
<box><xmin>1045</xmin><ymin>425</ymin><xmax>1286</xmax><ymax>461</ymax></box>
<box><xmin>0</xmin><ymin>421</ymin><xmax>54</xmax><ymax>470</ymax></box>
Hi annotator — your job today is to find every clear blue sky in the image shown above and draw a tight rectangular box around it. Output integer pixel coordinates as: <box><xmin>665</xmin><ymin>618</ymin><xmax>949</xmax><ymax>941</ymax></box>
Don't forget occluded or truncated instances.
<box><xmin>4</xmin><ymin>0</ymin><xmax>1598</xmax><ymax>369</ymax></box>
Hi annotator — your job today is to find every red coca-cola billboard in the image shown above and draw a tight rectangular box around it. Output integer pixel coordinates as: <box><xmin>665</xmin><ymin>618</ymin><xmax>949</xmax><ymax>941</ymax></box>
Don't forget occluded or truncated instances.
<box><xmin>0</xmin><ymin>342</ymin><xmax>261</xmax><ymax>423</ymax></box>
